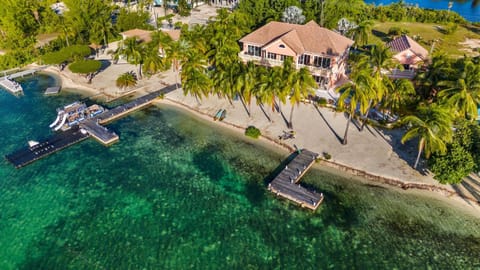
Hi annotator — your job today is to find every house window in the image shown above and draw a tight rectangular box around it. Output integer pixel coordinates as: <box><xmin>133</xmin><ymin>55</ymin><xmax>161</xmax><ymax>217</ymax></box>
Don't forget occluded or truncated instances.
<box><xmin>280</xmin><ymin>55</ymin><xmax>286</xmax><ymax>61</ymax></box>
<box><xmin>247</xmin><ymin>45</ymin><xmax>261</xmax><ymax>57</ymax></box>
<box><xmin>267</xmin><ymin>52</ymin><xmax>277</xmax><ymax>60</ymax></box>
<box><xmin>298</xmin><ymin>54</ymin><xmax>311</xmax><ymax>65</ymax></box>
<box><xmin>322</xmin><ymin>58</ymin><xmax>331</xmax><ymax>68</ymax></box>
<box><xmin>313</xmin><ymin>56</ymin><xmax>331</xmax><ymax>68</ymax></box>
<box><xmin>279</xmin><ymin>44</ymin><xmax>285</xmax><ymax>48</ymax></box>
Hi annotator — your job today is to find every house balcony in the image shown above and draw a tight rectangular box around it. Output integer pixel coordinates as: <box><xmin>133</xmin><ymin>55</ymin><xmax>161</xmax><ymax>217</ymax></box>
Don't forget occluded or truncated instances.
<box><xmin>386</xmin><ymin>69</ymin><xmax>416</xmax><ymax>79</ymax></box>
<box><xmin>239</xmin><ymin>53</ymin><xmax>284</xmax><ymax>67</ymax></box>
<box><xmin>297</xmin><ymin>64</ymin><xmax>331</xmax><ymax>77</ymax></box>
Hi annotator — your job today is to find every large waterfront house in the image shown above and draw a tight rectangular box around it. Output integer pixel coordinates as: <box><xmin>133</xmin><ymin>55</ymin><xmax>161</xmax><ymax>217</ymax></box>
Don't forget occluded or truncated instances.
<box><xmin>238</xmin><ymin>20</ymin><xmax>354</xmax><ymax>89</ymax></box>
<box><xmin>386</xmin><ymin>35</ymin><xmax>428</xmax><ymax>79</ymax></box>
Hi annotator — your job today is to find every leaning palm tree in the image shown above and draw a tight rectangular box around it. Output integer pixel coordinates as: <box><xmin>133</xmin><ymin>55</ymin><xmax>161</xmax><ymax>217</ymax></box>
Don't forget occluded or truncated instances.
<box><xmin>336</xmin><ymin>69</ymin><xmax>372</xmax><ymax>145</ymax></box>
<box><xmin>438</xmin><ymin>60</ymin><xmax>480</xmax><ymax>121</ymax></box>
<box><xmin>119</xmin><ymin>37</ymin><xmax>145</xmax><ymax>79</ymax></box>
<box><xmin>401</xmin><ymin>104</ymin><xmax>453</xmax><ymax>169</ymax></box>
<box><xmin>288</xmin><ymin>67</ymin><xmax>316</xmax><ymax>128</ymax></box>
<box><xmin>383</xmin><ymin>78</ymin><xmax>416</xmax><ymax>116</ymax></box>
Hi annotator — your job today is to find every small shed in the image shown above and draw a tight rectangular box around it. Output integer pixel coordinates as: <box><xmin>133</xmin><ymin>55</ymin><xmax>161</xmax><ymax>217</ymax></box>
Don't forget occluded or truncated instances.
<box><xmin>387</xmin><ymin>35</ymin><xmax>428</xmax><ymax>69</ymax></box>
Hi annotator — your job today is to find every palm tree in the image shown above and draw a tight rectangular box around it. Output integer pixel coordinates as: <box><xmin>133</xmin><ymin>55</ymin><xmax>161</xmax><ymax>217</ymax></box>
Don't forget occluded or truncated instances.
<box><xmin>116</xmin><ymin>72</ymin><xmax>137</xmax><ymax>91</ymax></box>
<box><xmin>438</xmin><ymin>60</ymin><xmax>480</xmax><ymax>121</ymax></box>
<box><xmin>383</xmin><ymin>78</ymin><xmax>416</xmax><ymax>116</ymax></box>
<box><xmin>212</xmin><ymin>62</ymin><xmax>241</xmax><ymax>105</ymax></box>
<box><xmin>401</xmin><ymin>104</ymin><xmax>453</xmax><ymax>169</ymax></box>
<box><xmin>234</xmin><ymin>61</ymin><xmax>257</xmax><ymax>117</ymax></box>
<box><xmin>165</xmin><ymin>39</ymin><xmax>190</xmax><ymax>89</ymax></box>
<box><xmin>142</xmin><ymin>44</ymin><xmax>167</xmax><ymax>77</ymax></box>
<box><xmin>415</xmin><ymin>53</ymin><xmax>455</xmax><ymax>100</ymax></box>
<box><xmin>288</xmin><ymin>67</ymin><xmax>316</xmax><ymax>128</ymax></box>
<box><xmin>181</xmin><ymin>49</ymin><xmax>212</xmax><ymax>102</ymax></box>
<box><xmin>348</xmin><ymin>20</ymin><xmax>374</xmax><ymax>47</ymax></box>
<box><xmin>359</xmin><ymin>44</ymin><xmax>396</xmax><ymax>130</ymax></box>
<box><xmin>119</xmin><ymin>37</ymin><xmax>145</xmax><ymax>79</ymax></box>
<box><xmin>336</xmin><ymin>70</ymin><xmax>372</xmax><ymax>145</ymax></box>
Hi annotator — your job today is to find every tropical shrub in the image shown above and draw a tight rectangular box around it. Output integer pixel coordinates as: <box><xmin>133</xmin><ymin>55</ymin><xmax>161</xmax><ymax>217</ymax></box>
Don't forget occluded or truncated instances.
<box><xmin>245</xmin><ymin>126</ymin><xmax>261</xmax><ymax>139</ymax></box>
<box><xmin>322</xmin><ymin>152</ymin><xmax>332</xmax><ymax>160</ymax></box>
<box><xmin>69</xmin><ymin>60</ymin><xmax>101</xmax><ymax>74</ymax></box>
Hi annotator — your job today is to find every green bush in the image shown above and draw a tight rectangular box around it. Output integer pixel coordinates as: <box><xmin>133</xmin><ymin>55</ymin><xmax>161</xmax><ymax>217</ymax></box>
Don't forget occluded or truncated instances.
<box><xmin>69</xmin><ymin>60</ymin><xmax>101</xmax><ymax>74</ymax></box>
<box><xmin>322</xmin><ymin>152</ymin><xmax>331</xmax><ymax>160</ymax></box>
<box><xmin>444</xmin><ymin>22</ymin><xmax>458</xmax><ymax>35</ymax></box>
<box><xmin>245</xmin><ymin>126</ymin><xmax>261</xmax><ymax>139</ymax></box>
<box><xmin>317</xmin><ymin>97</ymin><xmax>327</xmax><ymax>106</ymax></box>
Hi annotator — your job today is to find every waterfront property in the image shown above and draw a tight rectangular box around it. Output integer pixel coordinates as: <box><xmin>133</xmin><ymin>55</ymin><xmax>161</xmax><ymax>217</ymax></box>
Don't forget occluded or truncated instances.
<box><xmin>387</xmin><ymin>35</ymin><xmax>429</xmax><ymax>79</ymax></box>
<box><xmin>268</xmin><ymin>149</ymin><xmax>324</xmax><ymax>210</ymax></box>
<box><xmin>0</xmin><ymin>66</ymin><xmax>49</xmax><ymax>95</ymax></box>
<box><xmin>238</xmin><ymin>20</ymin><xmax>354</xmax><ymax>88</ymax></box>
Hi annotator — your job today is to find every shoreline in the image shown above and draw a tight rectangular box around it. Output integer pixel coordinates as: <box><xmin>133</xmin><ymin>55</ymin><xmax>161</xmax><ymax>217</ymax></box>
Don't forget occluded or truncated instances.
<box><xmin>155</xmin><ymin>98</ymin><xmax>480</xmax><ymax>218</ymax></box>
<box><xmin>35</xmin><ymin>66</ymin><xmax>480</xmax><ymax>217</ymax></box>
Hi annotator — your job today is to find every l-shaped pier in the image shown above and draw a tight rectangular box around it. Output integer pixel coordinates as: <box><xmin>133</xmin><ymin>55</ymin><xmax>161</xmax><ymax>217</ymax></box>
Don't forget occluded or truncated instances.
<box><xmin>5</xmin><ymin>86</ymin><xmax>175</xmax><ymax>168</ymax></box>
<box><xmin>268</xmin><ymin>149</ymin><xmax>324</xmax><ymax>210</ymax></box>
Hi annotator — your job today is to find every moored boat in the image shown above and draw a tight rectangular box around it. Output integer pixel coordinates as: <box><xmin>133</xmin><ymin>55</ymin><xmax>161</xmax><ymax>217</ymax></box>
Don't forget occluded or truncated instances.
<box><xmin>213</xmin><ymin>109</ymin><xmax>224</xmax><ymax>121</ymax></box>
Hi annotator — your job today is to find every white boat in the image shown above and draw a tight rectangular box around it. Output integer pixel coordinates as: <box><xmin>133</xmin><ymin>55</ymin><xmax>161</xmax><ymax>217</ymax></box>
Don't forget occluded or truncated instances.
<box><xmin>28</xmin><ymin>140</ymin><xmax>39</xmax><ymax>147</ymax></box>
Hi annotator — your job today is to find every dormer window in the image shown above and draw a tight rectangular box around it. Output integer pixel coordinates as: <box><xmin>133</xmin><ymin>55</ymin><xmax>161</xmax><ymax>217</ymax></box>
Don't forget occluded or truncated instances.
<box><xmin>279</xmin><ymin>44</ymin><xmax>285</xmax><ymax>48</ymax></box>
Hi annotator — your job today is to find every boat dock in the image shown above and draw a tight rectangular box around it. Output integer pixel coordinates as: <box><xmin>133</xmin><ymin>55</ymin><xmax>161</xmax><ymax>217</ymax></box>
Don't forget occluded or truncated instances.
<box><xmin>5</xmin><ymin>87</ymin><xmax>172</xmax><ymax>168</ymax></box>
<box><xmin>268</xmin><ymin>149</ymin><xmax>323</xmax><ymax>210</ymax></box>
<box><xmin>44</xmin><ymin>86</ymin><xmax>61</xmax><ymax>95</ymax></box>
<box><xmin>80</xmin><ymin>120</ymin><xmax>119</xmax><ymax>145</ymax></box>
<box><xmin>5</xmin><ymin>126</ymin><xmax>90</xmax><ymax>168</ymax></box>
<box><xmin>0</xmin><ymin>66</ymin><xmax>48</xmax><ymax>95</ymax></box>
<box><xmin>95</xmin><ymin>91</ymin><xmax>162</xmax><ymax>124</ymax></box>
<box><xmin>0</xmin><ymin>78</ymin><xmax>23</xmax><ymax>94</ymax></box>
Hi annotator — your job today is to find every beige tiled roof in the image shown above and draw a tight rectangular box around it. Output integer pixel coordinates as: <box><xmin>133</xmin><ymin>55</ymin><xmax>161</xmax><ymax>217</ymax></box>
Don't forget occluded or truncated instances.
<box><xmin>387</xmin><ymin>35</ymin><xmax>428</xmax><ymax>60</ymax></box>
<box><xmin>239</xmin><ymin>20</ymin><xmax>354</xmax><ymax>55</ymax></box>
<box><xmin>120</xmin><ymin>29</ymin><xmax>153</xmax><ymax>42</ymax></box>
<box><xmin>120</xmin><ymin>29</ymin><xmax>181</xmax><ymax>43</ymax></box>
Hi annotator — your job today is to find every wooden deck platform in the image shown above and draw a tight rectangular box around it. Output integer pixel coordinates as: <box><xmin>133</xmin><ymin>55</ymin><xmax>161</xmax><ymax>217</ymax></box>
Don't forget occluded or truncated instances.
<box><xmin>5</xmin><ymin>126</ymin><xmax>90</xmax><ymax>168</ymax></box>
<box><xmin>44</xmin><ymin>86</ymin><xmax>61</xmax><ymax>95</ymax></box>
<box><xmin>80</xmin><ymin>120</ymin><xmax>119</xmax><ymax>145</ymax></box>
<box><xmin>95</xmin><ymin>91</ymin><xmax>161</xmax><ymax>124</ymax></box>
<box><xmin>268</xmin><ymin>149</ymin><xmax>324</xmax><ymax>210</ymax></box>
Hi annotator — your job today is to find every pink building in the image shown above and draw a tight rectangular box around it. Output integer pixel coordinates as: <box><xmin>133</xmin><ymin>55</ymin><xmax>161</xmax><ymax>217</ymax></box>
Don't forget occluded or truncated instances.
<box><xmin>387</xmin><ymin>35</ymin><xmax>428</xmax><ymax>69</ymax></box>
<box><xmin>238</xmin><ymin>21</ymin><xmax>354</xmax><ymax>88</ymax></box>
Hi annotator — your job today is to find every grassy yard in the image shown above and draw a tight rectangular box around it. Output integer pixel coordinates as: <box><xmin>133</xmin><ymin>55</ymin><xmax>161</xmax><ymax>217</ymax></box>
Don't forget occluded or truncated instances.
<box><xmin>369</xmin><ymin>21</ymin><xmax>480</xmax><ymax>57</ymax></box>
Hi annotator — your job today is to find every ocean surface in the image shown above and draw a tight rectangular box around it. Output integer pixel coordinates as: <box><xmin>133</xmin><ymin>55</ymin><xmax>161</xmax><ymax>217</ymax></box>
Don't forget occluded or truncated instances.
<box><xmin>0</xmin><ymin>74</ymin><xmax>480</xmax><ymax>269</ymax></box>
<box><xmin>365</xmin><ymin>0</ymin><xmax>480</xmax><ymax>22</ymax></box>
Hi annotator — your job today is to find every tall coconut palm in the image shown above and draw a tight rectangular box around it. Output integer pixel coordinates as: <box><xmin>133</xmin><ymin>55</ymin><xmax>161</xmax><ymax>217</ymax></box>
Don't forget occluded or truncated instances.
<box><xmin>119</xmin><ymin>37</ymin><xmax>145</xmax><ymax>79</ymax></box>
<box><xmin>359</xmin><ymin>44</ymin><xmax>396</xmax><ymax>130</ymax></box>
<box><xmin>383</xmin><ymin>78</ymin><xmax>416</xmax><ymax>116</ymax></box>
<box><xmin>254</xmin><ymin>66</ymin><xmax>279</xmax><ymax>122</ymax></box>
<box><xmin>348</xmin><ymin>19</ymin><xmax>374</xmax><ymax>47</ymax></box>
<box><xmin>336</xmin><ymin>70</ymin><xmax>373</xmax><ymax>145</ymax></box>
<box><xmin>288</xmin><ymin>67</ymin><xmax>316</xmax><ymax>128</ymax></box>
<box><xmin>182</xmin><ymin>49</ymin><xmax>212</xmax><ymax>102</ymax></box>
<box><xmin>234</xmin><ymin>61</ymin><xmax>257</xmax><ymax>117</ymax></box>
<box><xmin>401</xmin><ymin>104</ymin><xmax>453</xmax><ymax>169</ymax></box>
<box><xmin>212</xmin><ymin>62</ymin><xmax>241</xmax><ymax>104</ymax></box>
<box><xmin>142</xmin><ymin>43</ymin><xmax>167</xmax><ymax>77</ymax></box>
<box><xmin>165</xmin><ymin>39</ymin><xmax>190</xmax><ymax>89</ymax></box>
<box><xmin>438</xmin><ymin>60</ymin><xmax>480</xmax><ymax>121</ymax></box>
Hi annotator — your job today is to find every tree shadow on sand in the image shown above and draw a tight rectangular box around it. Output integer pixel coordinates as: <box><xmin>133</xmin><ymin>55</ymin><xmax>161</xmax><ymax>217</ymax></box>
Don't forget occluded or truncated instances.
<box><xmin>313</xmin><ymin>105</ymin><xmax>343</xmax><ymax>144</ymax></box>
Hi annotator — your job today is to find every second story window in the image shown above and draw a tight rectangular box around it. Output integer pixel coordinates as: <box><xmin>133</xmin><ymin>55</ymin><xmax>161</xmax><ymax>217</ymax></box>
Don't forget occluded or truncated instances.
<box><xmin>247</xmin><ymin>45</ymin><xmax>261</xmax><ymax>57</ymax></box>
<box><xmin>267</xmin><ymin>52</ymin><xmax>277</xmax><ymax>60</ymax></box>
<box><xmin>280</xmin><ymin>55</ymin><xmax>286</xmax><ymax>61</ymax></box>
<box><xmin>298</xmin><ymin>54</ymin><xmax>311</xmax><ymax>65</ymax></box>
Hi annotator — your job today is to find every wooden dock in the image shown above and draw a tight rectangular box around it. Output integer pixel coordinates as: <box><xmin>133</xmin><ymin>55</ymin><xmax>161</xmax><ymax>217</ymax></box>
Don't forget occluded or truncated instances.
<box><xmin>5</xmin><ymin>126</ymin><xmax>90</xmax><ymax>168</ymax></box>
<box><xmin>80</xmin><ymin>120</ymin><xmax>119</xmax><ymax>145</ymax></box>
<box><xmin>268</xmin><ymin>149</ymin><xmax>324</xmax><ymax>210</ymax></box>
<box><xmin>2</xmin><ymin>66</ymin><xmax>48</xmax><ymax>80</ymax></box>
<box><xmin>44</xmin><ymin>86</ymin><xmax>61</xmax><ymax>95</ymax></box>
<box><xmin>95</xmin><ymin>91</ymin><xmax>161</xmax><ymax>124</ymax></box>
<box><xmin>5</xmin><ymin>85</ymin><xmax>175</xmax><ymax>168</ymax></box>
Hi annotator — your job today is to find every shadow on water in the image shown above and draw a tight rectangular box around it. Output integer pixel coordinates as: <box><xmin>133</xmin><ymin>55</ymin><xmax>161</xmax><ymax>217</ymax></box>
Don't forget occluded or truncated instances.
<box><xmin>192</xmin><ymin>145</ymin><xmax>225</xmax><ymax>182</ymax></box>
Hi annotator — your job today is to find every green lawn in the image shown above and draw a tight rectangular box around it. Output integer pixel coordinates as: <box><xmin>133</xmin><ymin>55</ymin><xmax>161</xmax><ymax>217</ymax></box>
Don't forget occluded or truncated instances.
<box><xmin>369</xmin><ymin>22</ymin><xmax>480</xmax><ymax>57</ymax></box>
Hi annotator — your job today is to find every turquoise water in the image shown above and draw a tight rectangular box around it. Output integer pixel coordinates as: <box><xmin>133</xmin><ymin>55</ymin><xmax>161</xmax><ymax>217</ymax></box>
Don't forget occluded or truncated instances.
<box><xmin>1</xmin><ymin>74</ymin><xmax>480</xmax><ymax>269</ymax></box>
